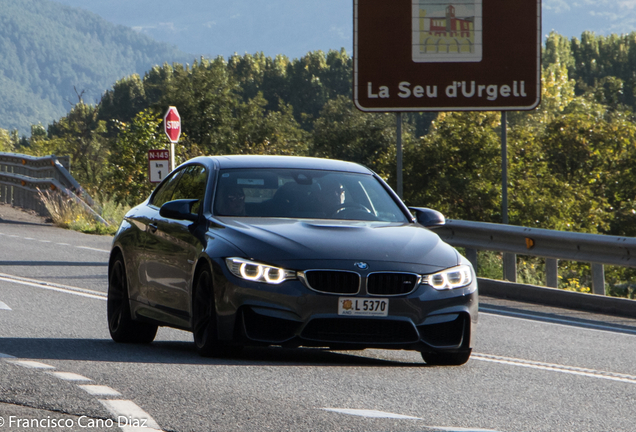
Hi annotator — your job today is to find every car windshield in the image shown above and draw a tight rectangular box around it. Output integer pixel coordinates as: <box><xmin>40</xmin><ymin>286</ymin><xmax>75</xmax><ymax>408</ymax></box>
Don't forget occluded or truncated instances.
<box><xmin>213</xmin><ymin>168</ymin><xmax>408</xmax><ymax>222</ymax></box>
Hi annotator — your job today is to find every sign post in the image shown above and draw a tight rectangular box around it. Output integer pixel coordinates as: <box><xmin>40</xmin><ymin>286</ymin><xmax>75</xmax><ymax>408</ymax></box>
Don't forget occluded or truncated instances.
<box><xmin>163</xmin><ymin>106</ymin><xmax>181</xmax><ymax>171</ymax></box>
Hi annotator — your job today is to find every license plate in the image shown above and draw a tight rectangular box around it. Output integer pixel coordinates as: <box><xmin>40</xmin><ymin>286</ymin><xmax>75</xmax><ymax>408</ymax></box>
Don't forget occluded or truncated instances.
<box><xmin>338</xmin><ymin>298</ymin><xmax>388</xmax><ymax>317</ymax></box>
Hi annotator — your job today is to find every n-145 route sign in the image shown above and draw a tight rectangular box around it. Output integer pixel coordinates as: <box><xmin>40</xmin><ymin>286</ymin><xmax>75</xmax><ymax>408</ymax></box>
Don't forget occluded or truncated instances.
<box><xmin>148</xmin><ymin>150</ymin><xmax>170</xmax><ymax>183</ymax></box>
<box><xmin>354</xmin><ymin>0</ymin><xmax>541</xmax><ymax>111</ymax></box>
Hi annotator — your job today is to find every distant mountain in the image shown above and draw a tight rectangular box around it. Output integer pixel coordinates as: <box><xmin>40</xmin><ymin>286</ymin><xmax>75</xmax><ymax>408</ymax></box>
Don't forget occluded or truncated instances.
<box><xmin>5</xmin><ymin>0</ymin><xmax>630</xmax><ymax>134</ymax></box>
<box><xmin>0</xmin><ymin>0</ymin><xmax>192</xmax><ymax>133</ymax></box>
<box><xmin>52</xmin><ymin>0</ymin><xmax>353</xmax><ymax>60</ymax></box>
<box><xmin>54</xmin><ymin>0</ymin><xmax>636</xmax><ymax>58</ymax></box>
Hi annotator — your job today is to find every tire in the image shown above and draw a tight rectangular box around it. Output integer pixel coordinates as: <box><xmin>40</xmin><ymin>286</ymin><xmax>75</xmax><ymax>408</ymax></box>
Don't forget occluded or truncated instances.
<box><xmin>192</xmin><ymin>264</ymin><xmax>243</xmax><ymax>358</ymax></box>
<box><xmin>421</xmin><ymin>349</ymin><xmax>471</xmax><ymax>366</ymax></box>
<box><xmin>192</xmin><ymin>265</ymin><xmax>222</xmax><ymax>356</ymax></box>
<box><xmin>107</xmin><ymin>254</ymin><xmax>157</xmax><ymax>344</ymax></box>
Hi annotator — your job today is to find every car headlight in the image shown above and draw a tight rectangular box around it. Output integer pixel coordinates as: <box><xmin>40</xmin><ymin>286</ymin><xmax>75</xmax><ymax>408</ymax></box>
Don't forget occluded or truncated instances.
<box><xmin>225</xmin><ymin>258</ymin><xmax>296</xmax><ymax>285</ymax></box>
<box><xmin>423</xmin><ymin>265</ymin><xmax>473</xmax><ymax>290</ymax></box>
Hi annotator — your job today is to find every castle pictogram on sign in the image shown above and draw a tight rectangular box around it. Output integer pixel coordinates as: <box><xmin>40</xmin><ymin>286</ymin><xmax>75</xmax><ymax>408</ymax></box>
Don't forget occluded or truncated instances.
<box><xmin>412</xmin><ymin>0</ymin><xmax>482</xmax><ymax>63</ymax></box>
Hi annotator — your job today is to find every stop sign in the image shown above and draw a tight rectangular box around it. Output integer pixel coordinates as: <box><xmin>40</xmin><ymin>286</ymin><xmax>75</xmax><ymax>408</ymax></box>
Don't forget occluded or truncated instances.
<box><xmin>163</xmin><ymin>106</ymin><xmax>181</xmax><ymax>143</ymax></box>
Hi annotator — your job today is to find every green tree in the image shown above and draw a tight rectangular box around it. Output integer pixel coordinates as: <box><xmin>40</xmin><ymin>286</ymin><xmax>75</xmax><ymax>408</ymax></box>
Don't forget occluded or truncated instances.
<box><xmin>154</xmin><ymin>58</ymin><xmax>242</xmax><ymax>155</ymax></box>
<box><xmin>230</xmin><ymin>94</ymin><xmax>309</xmax><ymax>156</ymax></box>
<box><xmin>0</xmin><ymin>128</ymin><xmax>14</xmax><ymax>152</ymax></box>
<box><xmin>98</xmin><ymin>74</ymin><xmax>149</xmax><ymax>136</ymax></box>
<box><xmin>403</xmin><ymin>112</ymin><xmax>501</xmax><ymax>220</ymax></box>
<box><xmin>312</xmin><ymin>96</ymin><xmax>400</xmax><ymax>183</ymax></box>
<box><xmin>104</xmin><ymin>109</ymin><xmax>170</xmax><ymax>206</ymax></box>
<box><xmin>45</xmin><ymin>103</ymin><xmax>109</xmax><ymax>199</ymax></box>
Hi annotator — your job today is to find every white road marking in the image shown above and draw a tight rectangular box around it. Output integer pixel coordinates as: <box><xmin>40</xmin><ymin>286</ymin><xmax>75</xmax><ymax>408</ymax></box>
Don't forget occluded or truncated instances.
<box><xmin>49</xmin><ymin>371</ymin><xmax>92</xmax><ymax>381</ymax></box>
<box><xmin>322</xmin><ymin>408</ymin><xmax>422</xmax><ymax>419</ymax></box>
<box><xmin>0</xmin><ymin>272</ymin><xmax>106</xmax><ymax>300</ymax></box>
<box><xmin>321</xmin><ymin>409</ymin><xmax>500</xmax><ymax>431</ymax></box>
<box><xmin>480</xmin><ymin>309</ymin><xmax>636</xmax><ymax>337</ymax></box>
<box><xmin>472</xmin><ymin>353</ymin><xmax>636</xmax><ymax>384</ymax></box>
<box><xmin>79</xmin><ymin>385</ymin><xmax>122</xmax><ymax>396</ymax></box>
<box><xmin>0</xmin><ymin>301</ymin><xmax>11</xmax><ymax>310</ymax></box>
<box><xmin>76</xmin><ymin>246</ymin><xmax>110</xmax><ymax>253</ymax></box>
<box><xmin>0</xmin><ymin>231</ymin><xmax>111</xmax><ymax>253</ymax></box>
<box><xmin>0</xmin><ymin>354</ymin><xmax>164</xmax><ymax>432</ymax></box>
<box><xmin>430</xmin><ymin>428</ymin><xmax>501</xmax><ymax>432</ymax></box>
<box><xmin>99</xmin><ymin>399</ymin><xmax>163</xmax><ymax>431</ymax></box>
<box><xmin>7</xmin><ymin>360</ymin><xmax>55</xmax><ymax>369</ymax></box>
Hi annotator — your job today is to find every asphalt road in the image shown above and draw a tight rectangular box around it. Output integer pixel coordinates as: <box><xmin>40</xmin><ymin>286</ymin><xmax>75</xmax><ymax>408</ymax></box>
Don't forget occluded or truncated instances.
<box><xmin>0</xmin><ymin>204</ymin><xmax>635</xmax><ymax>432</ymax></box>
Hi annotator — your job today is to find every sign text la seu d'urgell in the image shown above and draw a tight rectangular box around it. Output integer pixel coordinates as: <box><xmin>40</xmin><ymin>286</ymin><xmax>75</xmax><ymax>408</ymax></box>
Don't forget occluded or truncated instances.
<box><xmin>367</xmin><ymin>80</ymin><xmax>528</xmax><ymax>102</ymax></box>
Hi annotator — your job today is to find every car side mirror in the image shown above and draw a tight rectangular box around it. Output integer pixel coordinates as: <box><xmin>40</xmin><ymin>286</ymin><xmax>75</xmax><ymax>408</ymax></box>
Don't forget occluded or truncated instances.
<box><xmin>408</xmin><ymin>207</ymin><xmax>446</xmax><ymax>228</ymax></box>
<box><xmin>160</xmin><ymin>199</ymin><xmax>199</xmax><ymax>222</ymax></box>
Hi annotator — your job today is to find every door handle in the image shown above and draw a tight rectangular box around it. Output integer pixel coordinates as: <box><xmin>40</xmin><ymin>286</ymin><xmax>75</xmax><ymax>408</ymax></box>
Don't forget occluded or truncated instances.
<box><xmin>148</xmin><ymin>223</ymin><xmax>158</xmax><ymax>233</ymax></box>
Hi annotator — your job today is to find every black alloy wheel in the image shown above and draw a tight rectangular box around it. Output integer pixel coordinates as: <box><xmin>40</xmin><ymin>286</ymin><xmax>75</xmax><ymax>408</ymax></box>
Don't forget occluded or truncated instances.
<box><xmin>192</xmin><ymin>265</ymin><xmax>221</xmax><ymax>356</ymax></box>
<box><xmin>192</xmin><ymin>264</ymin><xmax>242</xmax><ymax>357</ymax></box>
<box><xmin>107</xmin><ymin>254</ymin><xmax>157</xmax><ymax>343</ymax></box>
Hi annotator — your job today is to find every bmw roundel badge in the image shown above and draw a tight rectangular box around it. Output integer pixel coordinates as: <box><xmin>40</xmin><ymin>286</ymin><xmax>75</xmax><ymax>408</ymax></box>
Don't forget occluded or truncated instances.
<box><xmin>354</xmin><ymin>262</ymin><xmax>369</xmax><ymax>270</ymax></box>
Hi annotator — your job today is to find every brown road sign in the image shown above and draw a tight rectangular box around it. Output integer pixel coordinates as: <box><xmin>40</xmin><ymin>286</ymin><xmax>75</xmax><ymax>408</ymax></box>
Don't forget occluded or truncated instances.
<box><xmin>354</xmin><ymin>0</ymin><xmax>541</xmax><ymax>111</ymax></box>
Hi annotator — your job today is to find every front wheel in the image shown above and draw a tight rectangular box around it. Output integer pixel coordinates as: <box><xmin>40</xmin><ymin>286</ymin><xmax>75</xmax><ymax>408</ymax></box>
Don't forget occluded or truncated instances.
<box><xmin>192</xmin><ymin>265</ymin><xmax>240</xmax><ymax>357</ymax></box>
<box><xmin>107</xmin><ymin>254</ymin><xmax>157</xmax><ymax>343</ymax></box>
<box><xmin>192</xmin><ymin>265</ymin><xmax>216</xmax><ymax>356</ymax></box>
<box><xmin>421</xmin><ymin>350</ymin><xmax>471</xmax><ymax>366</ymax></box>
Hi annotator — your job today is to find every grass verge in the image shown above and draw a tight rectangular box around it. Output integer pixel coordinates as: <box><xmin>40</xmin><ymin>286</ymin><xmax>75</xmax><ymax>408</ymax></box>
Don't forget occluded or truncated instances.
<box><xmin>38</xmin><ymin>188</ymin><xmax>129</xmax><ymax>235</ymax></box>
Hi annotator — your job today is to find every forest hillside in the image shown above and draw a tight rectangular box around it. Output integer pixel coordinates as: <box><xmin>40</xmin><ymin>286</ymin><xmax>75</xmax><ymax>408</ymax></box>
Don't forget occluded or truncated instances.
<box><xmin>0</xmin><ymin>0</ymin><xmax>191</xmax><ymax>133</ymax></box>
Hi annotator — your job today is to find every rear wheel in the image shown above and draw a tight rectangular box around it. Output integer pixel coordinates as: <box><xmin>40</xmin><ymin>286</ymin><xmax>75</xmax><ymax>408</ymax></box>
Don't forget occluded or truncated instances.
<box><xmin>107</xmin><ymin>254</ymin><xmax>157</xmax><ymax>343</ymax></box>
<box><xmin>421</xmin><ymin>350</ymin><xmax>471</xmax><ymax>366</ymax></box>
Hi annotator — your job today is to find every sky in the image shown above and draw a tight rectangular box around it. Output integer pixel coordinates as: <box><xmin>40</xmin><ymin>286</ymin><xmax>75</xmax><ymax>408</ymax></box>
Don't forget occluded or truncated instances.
<box><xmin>52</xmin><ymin>0</ymin><xmax>636</xmax><ymax>60</ymax></box>
<box><xmin>543</xmin><ymin>0</ymin><xmax>636</xmax><ymax>37</ymax></box>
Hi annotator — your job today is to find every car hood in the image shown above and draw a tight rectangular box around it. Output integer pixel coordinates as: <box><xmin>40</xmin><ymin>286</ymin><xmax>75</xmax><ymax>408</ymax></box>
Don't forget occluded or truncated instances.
<box><xmin>210</xmin><ymin>217</ymin><xmax>459</xmax><ymax>269</ymax></box>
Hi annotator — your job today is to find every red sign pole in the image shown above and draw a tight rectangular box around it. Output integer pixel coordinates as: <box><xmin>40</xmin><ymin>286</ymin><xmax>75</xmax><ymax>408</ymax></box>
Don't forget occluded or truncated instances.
<box><xmin>163</xmin><ymin>106</ymin><xmax>181</xmax><ymax>171</ymax></box>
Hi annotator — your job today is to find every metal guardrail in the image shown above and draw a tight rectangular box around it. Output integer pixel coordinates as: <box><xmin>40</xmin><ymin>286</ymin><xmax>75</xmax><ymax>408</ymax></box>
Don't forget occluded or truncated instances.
<box><xmin>0</xmin><ymin>152</ymin><xmax>105</xmax><ymax>224</ymax></box>
<box><xmin>434</xmin><ymin>219</ymin><xmax>636</xmax><ymax>296</ymax></box>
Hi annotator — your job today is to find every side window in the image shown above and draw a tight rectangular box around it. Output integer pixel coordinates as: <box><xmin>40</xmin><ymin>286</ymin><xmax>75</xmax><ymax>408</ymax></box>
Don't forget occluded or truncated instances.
<box><xmin>171</xmin><ymin>165</ymin><xmax>208</xmax><ymax>215</ymax></box>
<box><xmin>150</xmin><ymin>169</ymin><xmax>184</xmax><ymax>208</ymax></box>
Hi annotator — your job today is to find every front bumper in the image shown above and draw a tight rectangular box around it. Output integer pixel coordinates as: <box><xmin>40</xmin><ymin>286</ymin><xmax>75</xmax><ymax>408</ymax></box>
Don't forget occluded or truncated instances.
<box><xmin>211</xmin><ymin>260</ymin><xmax>478</xmax><ymax>353</ymax></box>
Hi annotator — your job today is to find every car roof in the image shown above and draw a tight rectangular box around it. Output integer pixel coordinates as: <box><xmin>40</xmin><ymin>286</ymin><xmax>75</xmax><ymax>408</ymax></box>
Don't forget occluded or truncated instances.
<box><xmin>186</xmin><ymin>155</ymin><xmax>373</xmax><ymax>174</ymax></box>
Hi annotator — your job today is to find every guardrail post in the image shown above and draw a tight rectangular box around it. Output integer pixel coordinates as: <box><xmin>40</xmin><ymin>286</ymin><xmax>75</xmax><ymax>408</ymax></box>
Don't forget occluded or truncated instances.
<box><xmin>503</xmin><ymin>253</ymin><xmax>516</xmax><ymax>282</ymax></box>
<box><xmin>465</xmin><ymin>248</ymin><xmax>478</xmax><ymax>273</ymax></box>
<box><xmin>545</xmin><ymin>258</ymin><xmax>558</xmax><ymax>288</ymax></box>
<box><xmin>591</xmin><ymin>263</ymin><xmax>605</xmax><ymax>295</ymax></box>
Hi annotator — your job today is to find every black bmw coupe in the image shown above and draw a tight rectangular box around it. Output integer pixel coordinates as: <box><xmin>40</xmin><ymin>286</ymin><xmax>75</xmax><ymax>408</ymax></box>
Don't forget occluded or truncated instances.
<box><xmin>108</xmin><ymin>155</ymin><xmax>478</xmax><ymax>365</ymax></box>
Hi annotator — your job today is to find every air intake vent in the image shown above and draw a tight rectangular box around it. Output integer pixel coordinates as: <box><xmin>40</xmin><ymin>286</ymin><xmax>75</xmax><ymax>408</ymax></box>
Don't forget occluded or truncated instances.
<box><xmin>302</xmin><ymin>318</ymin><xmax>419</xmax><ymax>343</ymax></box>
